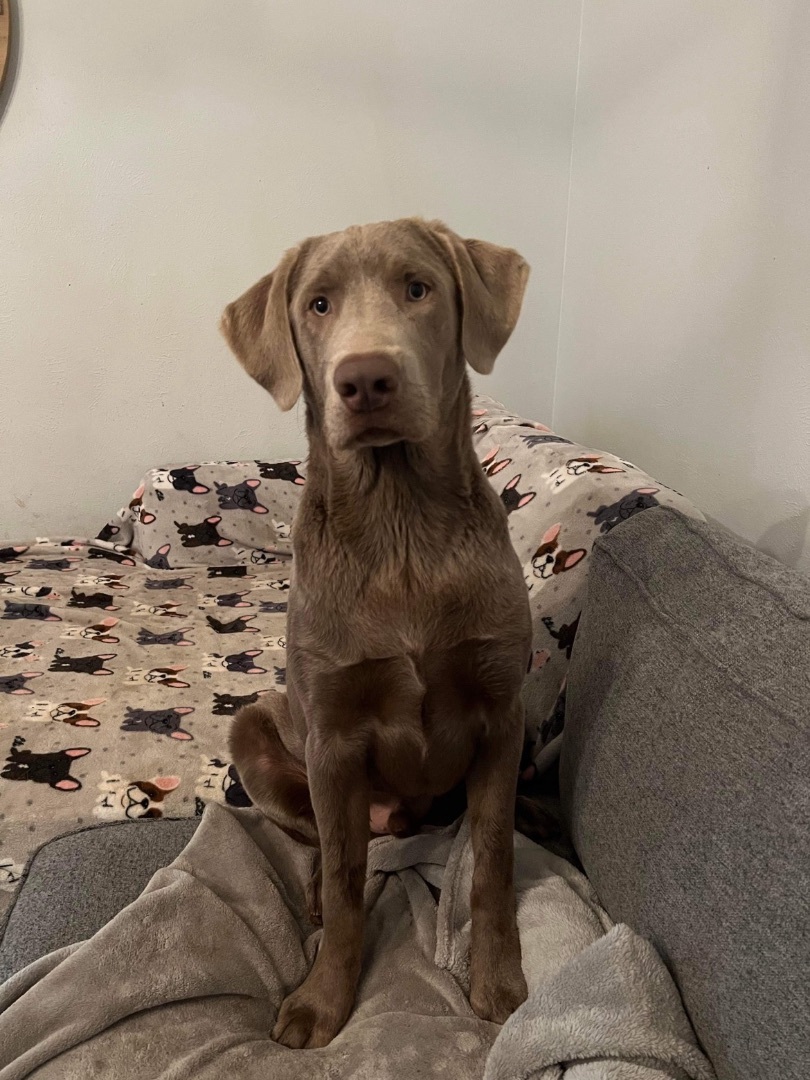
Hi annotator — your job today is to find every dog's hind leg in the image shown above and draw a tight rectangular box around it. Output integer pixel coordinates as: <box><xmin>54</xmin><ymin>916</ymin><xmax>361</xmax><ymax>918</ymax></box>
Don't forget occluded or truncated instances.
<box><xmin>229</xmin><ymin>694</ymin><xmax>318</xmax><ymax>845</ymax></box>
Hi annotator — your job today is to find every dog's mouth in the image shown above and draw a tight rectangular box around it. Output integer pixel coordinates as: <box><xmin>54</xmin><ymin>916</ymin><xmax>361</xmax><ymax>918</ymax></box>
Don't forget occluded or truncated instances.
<box><xmin>352</xmin><ymin>426</ymin><xmax>404</xmax><ymax>448</ymax></box>
<box><xmin>339</xmin><ymin>408</ymin><xmax>407</xmax><ymax>449</ymax></box>
<box><xmin>328</xmin><ymin>393</ymin><xmax>437</xmax><ymax>452</ymax></box>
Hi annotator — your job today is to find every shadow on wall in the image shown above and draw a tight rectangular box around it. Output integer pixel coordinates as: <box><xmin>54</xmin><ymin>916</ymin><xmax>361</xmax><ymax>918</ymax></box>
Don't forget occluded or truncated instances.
<box><xmin>755</xmin><ymin>504</ymin><xmax>810</xmax><ymax>572</ymax></box>
<box><xmin>707</xmin><ymin>493</ymin><xmax>810</xmax><ymax>573</ymax></box>
<box><xmin>563</xmin><ymin>401</ymin><xmax>810</xmax><ymax>576</ymax></box>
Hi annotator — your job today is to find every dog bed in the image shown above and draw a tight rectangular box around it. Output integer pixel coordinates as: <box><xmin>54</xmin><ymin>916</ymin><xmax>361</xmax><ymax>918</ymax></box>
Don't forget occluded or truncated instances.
<box><xmin>0</xmin><ymin>396</ymin><xmax>699</xmax><ymax>920</ymax></box>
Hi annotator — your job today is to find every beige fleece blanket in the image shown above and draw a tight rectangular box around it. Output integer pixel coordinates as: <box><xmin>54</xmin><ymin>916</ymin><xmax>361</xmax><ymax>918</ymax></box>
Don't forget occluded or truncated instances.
<box><xmin>0</xmin><ymin>805</ymin><xmax>714</xmax><ymax>1080</ymax></box>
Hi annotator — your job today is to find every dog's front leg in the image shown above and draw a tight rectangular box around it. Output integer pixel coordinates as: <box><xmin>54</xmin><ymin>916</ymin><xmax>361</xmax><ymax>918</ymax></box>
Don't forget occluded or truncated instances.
<box><xmin>272</xmin><ymin>731</ymin><xmax>369</xmax><ymax>1049</ymax></box>
<box><xmin>466</xmin><ymin>697</ymin><xmax>528</xmax><ymax>1023</ymax></box>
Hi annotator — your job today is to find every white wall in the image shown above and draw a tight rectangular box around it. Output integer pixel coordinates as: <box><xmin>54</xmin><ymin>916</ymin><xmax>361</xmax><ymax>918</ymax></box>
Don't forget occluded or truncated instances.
<box><xmin>554</xmin><ymin>0</ymin><xmax>810</xmax><ymax>572</ymax></box>
<box><xmin>4</xmin><ymin>1</ymin><xmax>809</xmax><ymax>574</ymax></box>
<box><xmin>0</xmin><ymin>0</ymin><xmax>580</xmax><ymax>538</ymax></box>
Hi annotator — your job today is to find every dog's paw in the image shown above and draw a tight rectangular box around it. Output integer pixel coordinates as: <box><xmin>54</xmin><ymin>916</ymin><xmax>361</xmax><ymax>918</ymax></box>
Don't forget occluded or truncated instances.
<box><xmin>470</xmin><ymin>950</ymin><xmax>528</xmax><ymax>1024</ymax></box>
<box><xmin>273</xmin><ymin>971</ymin><xmax>353</xmax><ymax>1049</ymax></box>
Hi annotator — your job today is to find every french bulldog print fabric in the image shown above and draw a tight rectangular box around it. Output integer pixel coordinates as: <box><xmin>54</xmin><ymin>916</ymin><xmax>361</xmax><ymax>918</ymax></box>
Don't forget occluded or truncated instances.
<box><xmin>0</xmin><ymin>459</ymin><xmax>296</xmax><ymax>921</ymax></box>
<box><xmin>0</xmin><ymin>404</ymin><xmax>699</xmax><ymax>918</ymax></box>
<box><xmin>470</xmin><ymin>396</ymin><xmax>701</xmax><ymax>766</ymax></box>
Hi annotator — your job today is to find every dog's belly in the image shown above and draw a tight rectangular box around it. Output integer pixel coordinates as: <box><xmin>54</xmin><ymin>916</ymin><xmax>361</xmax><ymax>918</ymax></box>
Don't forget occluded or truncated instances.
<box><xmin>367</xmin><ymin>682</ymin><xmax>480</xmax><ymax>802</ymax></box>
<box><xmin>296</xmin><ymin>633</ymin><xmax>523</xmax><ymax>804</ymax></box>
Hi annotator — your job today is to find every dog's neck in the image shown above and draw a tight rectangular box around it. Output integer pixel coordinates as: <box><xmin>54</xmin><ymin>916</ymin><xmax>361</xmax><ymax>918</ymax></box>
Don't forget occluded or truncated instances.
<box><xmin>302</xmin><ymin>376</ymin><xmax>481</xmax><ymax>557</ymax></box>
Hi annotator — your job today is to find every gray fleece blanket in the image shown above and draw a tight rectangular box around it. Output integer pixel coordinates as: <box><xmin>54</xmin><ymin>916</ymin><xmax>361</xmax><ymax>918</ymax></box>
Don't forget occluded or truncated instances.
<box><xmin>0</xmin><ymin>805</ymin><xmax>714</xmax><ymax>1080</ymax></box>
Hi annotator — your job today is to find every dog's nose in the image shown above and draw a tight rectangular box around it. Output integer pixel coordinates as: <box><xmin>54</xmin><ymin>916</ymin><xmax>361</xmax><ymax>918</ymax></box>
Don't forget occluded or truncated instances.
<box><xmin>333</xmin><ymin>355</ymin><xmax>399</xmax><ymax>413</ymax></box>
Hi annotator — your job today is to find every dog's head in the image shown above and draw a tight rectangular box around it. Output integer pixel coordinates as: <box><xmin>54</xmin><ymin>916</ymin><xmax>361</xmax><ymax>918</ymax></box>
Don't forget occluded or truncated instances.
<box><xmin>220</xmin><ymin>219</ymin><xmax>529</xmax><ymax>452</ymax></box>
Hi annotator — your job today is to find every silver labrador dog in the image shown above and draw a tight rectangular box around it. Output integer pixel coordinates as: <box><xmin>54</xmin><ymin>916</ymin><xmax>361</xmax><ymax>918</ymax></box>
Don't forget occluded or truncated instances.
<box><xmin>221</xmin><ymin>218</ymin><xmax>532</xmax><ymax>1048</ymax></box>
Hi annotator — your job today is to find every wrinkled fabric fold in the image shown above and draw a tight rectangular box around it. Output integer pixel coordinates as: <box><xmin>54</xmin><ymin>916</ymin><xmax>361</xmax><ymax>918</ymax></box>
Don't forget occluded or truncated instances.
<box><xmin>0</xmin><ymin>804</ymin><xmax>712</xmax><ymax>1080</ymax></box>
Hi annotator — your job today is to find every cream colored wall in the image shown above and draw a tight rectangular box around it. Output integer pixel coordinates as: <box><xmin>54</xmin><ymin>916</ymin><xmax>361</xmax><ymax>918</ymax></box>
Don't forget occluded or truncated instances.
<box><xmin>4</xmin><ymin>1</ymin><xmax>809</xmax><ymax>573</ymax></box>
<box><xmin>0</xmin><ymin>0</ymin><xmax>580</xmax><ymax>538</ymax></box>
<box><xmin>554</xmin><ymin>0</ymin><xmax>810</xmax><ymax>572</ymax></box>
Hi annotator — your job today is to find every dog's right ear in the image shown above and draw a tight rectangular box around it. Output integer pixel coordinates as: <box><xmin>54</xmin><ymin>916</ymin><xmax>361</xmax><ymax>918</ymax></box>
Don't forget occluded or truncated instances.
<box><xmin>428</xmin><ymin>222</ymin><xmax>530</xmax><ymax>375</ymax></box>
<box><xmin>220</xmin><ymin>247</ymin><xmax>302</xmax><ymax>411</ymax></box>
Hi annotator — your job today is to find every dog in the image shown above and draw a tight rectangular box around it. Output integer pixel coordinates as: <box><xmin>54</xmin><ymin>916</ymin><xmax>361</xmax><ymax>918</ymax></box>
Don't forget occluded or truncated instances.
<box><xmin>222</xmin><ymin>218</ymin><xmax>531</xmax><ymax>1049</ymax></box>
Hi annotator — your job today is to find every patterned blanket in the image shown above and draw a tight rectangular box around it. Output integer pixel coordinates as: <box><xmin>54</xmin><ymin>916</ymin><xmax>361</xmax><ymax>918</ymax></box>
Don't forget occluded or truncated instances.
<box><xmin>0</xmin><ymin>396</ymin><xmax>699</xmax><ymax>919</ymax></box>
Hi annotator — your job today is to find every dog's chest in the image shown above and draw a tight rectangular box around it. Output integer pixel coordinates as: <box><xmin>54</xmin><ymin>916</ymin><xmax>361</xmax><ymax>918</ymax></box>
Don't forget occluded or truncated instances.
<box><xmin>302</xmin><ymin>636</ymin><xmax>517</xmax><ymax>798</ymax></box>
<box><xmin>305</xmin><ymin>585</ymin><xmax>484</xmax><ymax>666</ymax></box>
<box><xmin>296</xmin><ymin>543</ymin><xmax>520</xmax><ymax>660</ymax></box>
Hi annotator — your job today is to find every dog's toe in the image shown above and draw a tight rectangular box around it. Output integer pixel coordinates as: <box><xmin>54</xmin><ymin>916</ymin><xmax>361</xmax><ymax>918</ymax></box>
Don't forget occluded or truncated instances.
<box><xmin>470</xmin><ymin>968</ymin><xmax>528</xmax><ymax>1024</ymax></box>
<box><xmin>273</xmin><ymin>999</ymin><xmax>319</xmax><ymax>1049</ymax></box>
<box><xmin>272</xmin><ymin>973</ymin><xmax>353</xmax><ymax>1049</ymax></box>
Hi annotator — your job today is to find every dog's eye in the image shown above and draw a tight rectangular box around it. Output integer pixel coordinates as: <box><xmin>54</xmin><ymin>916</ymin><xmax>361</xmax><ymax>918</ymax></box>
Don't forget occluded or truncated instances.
<box><xmin>407</xmin><ymin>281</ymin><xmax>430</xmax><ymax>302</ymax></box>
<box><xmin>310</xmin><ymin>296</ymin><xmax>331</xmax><ymax>316</ymax></box>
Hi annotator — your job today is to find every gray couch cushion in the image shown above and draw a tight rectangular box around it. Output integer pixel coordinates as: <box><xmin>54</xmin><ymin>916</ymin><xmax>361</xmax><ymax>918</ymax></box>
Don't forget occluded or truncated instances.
<box><xmin>0</xmin><ymin>817</ymin><xmax>198</xmax><ymax>982</ymax></box>
<box><xmin>560</xmin><ymin>506</ymin><xmax>810</xmax><ymax>1080</ymax></box>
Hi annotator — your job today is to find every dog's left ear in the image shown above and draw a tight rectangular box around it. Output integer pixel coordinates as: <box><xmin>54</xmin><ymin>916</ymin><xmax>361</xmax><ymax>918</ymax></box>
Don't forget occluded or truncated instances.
<box><xmin>431</xmin><ymin>223</ymin><xmax>530</xmax><ymax>374</ymax></box>
<box><xmin>220</xmin><ymin>245</ymin><xmax>303</xmax><ymax>411</ymax></box>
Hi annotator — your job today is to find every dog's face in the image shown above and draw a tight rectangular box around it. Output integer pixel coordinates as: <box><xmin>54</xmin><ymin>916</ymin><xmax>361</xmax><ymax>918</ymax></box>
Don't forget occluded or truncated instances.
<box><xmin>221</xmin><ymin>219</ymin><xmax>529</xmax><ymax>453</ymax></box>
<box><xmin>286</xmin><ymin>223</ymin><xmax>460</xmax><ymax>450</ymax></box>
